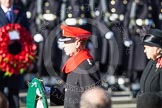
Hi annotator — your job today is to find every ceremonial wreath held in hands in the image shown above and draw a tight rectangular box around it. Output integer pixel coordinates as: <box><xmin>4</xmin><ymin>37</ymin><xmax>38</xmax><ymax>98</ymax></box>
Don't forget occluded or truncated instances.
<box><xmin>0</xmin><ymin>23</ymin><xmax>37</xmax><ymax>76</ymax></box>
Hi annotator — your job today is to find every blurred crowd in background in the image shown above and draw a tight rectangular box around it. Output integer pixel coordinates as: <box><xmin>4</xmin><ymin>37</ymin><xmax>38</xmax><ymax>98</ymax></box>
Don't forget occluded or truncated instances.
<box><xmin>11</xmin><ymin>0</ymin><xmax>162</xmax><ymax>95</ymax></box>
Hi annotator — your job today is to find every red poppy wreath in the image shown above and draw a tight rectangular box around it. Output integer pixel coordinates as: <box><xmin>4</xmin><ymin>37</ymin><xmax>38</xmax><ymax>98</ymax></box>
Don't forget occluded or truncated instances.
<box><xmin>0</xmin><ymin>23</ymin><xmax>37</xmax><ymax>76</ymax></box>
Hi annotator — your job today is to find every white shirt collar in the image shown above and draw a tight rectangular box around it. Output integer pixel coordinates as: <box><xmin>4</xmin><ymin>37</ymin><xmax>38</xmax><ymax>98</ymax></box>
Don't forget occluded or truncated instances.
<box><xmin>1</xmin><ymin>5</ymin><xmax>13</xmax><ymax>13</ymax></box>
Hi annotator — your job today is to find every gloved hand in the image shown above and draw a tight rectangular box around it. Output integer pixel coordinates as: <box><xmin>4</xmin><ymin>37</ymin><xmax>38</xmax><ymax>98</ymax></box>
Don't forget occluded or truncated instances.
<box><xmin>105</xmin><ymin>31</ymin><xmax>114</xmax><ymax>39</ymax></box>
<box><xmin>124</xmin><ymin>40</ymin><xmax>133</xmax><ymax>47</ymax></box>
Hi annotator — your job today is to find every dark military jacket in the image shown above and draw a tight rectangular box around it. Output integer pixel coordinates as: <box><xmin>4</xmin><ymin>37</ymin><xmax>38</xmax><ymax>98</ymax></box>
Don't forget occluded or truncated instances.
<box><xmin>90</xmin><ymin>0</ymin><xmax>129</xmax><ymax>73</ymax></box>
<box><xmin>139</xmin><ymin>60</ymin><xmax>162</xmax><ymax>97</ymax></box>
<box><xmin>123</xmin><ymin>0</ymin><xmax>158</xmax><ymax>71</ymax></box>
<box><xmin>28</xmin><ymin>0</ymin><xmax>63</xmax><ymax>75</ymax></box>
<box><xmin>64</xmin><ymin>59</ymin><xmax>101</xmax><ymax>108</ymax></box>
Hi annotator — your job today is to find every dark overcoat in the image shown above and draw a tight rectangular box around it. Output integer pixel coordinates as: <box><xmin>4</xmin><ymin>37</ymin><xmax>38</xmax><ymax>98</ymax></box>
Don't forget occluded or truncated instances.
<box><xmin>64</xmin><ymin>59</ymin><xmax>101</xmax><ymax>108</ymax></box>
<box><xmin>139</xmin><ymin>60</ymin><xmax>162</xmax><ymax>97</ymax></box>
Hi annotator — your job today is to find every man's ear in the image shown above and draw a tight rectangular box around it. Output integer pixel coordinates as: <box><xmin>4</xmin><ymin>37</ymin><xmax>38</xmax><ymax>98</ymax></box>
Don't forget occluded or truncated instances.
<box><xmin>75</xmin><ymin>39</ymin><xmax>81</xmax><ymax>48</ymax></box>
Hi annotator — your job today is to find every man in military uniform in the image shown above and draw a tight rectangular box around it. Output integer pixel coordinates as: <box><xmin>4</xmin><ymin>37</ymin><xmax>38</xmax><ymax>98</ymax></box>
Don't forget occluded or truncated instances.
<box><xmin>91</xmin><ymin>0</ymin><xmax>129</xmax><ymax>73</ymax></box>
<box><xmin>89</xmin><ymin>0</ymin><xmax>109</xmax><ymax>73</ymax></box>
<box><xmin>60</xmin><ymin>0</ymin><xmax>93</xmax><ymax>80</ymax></box>
<box><xmin>59</xmin><ymin>25</ymin><xmax>101</xmax><ymax>108</ymax></box>
<box><xmin>27</xmin><ymin>0</ymin><xmax>63</xmax><ymax>76</ymax></box>
<box><xmin>89</xmin><ymin>0</ymin><xmax>129</xmax><ymax>90</ymax></box>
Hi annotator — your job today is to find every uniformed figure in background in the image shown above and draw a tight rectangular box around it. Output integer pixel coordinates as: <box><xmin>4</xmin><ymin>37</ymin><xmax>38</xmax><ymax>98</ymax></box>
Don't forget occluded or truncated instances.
<box><xmin>27</xmin><ymin>0</ymin><xmax>63</xmax><ymax>76</ymax></box>
<box><xmin>89</xmin><ymin>0</ymin><xmax>111</xmax><ymax>73</ymax></box>
<box><xmin>106</xmin><ymin>0</ymin><xmax>129</xmax><ymax>76</ymax></box>
<box><xmin>89</xmin><ymin>0</ymin><xmax>129</xmax><ymax>90</ymax></box>
<box><xmin>123</xmin><ymin>0</ymin><xmax>159</xmax><ymax>96</ymax></box>
<box><xmin>91</xmin><ymin>0</ymin><xmax>129</xmax><ymax>75</ymax></box>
